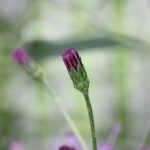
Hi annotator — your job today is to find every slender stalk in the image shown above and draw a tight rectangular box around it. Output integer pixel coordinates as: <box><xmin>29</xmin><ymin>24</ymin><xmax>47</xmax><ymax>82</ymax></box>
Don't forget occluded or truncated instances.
<box><xmin>83</xmin><ymin>92</ymin><xmax>97</xmax><ymax>150</ymax></box>
<box><xmin>114</xmin><ymin>0</ymin><xmax>129</xmax><ymax>138</ymax></box>
<box><xmin>40</xmin><ymin>78</ymin><xmax>88</xmax><ymax>150</ymax></box>
<box><xmin>116</xmin><ymin>51</ymin><xmax>129</xmax><ymax>138</ymax></box>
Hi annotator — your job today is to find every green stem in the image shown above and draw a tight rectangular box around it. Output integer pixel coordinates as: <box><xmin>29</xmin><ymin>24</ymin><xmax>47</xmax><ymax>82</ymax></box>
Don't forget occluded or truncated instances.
<box><xmin>116</xmin><ymin>51</ymin><xmax>129</xmax><ymax>138</ymax></box>
<box><xmin>114</xmin><ymin>0</ymin><xmax>129</xmax><ymax>138</ymax></box>
<box><xmin>83</xmin><ymin>92</ymin><xmax>97</xmax><ymax>150</ymax></box>
<box><xmin>41</xmin><ymin>78</ymin><xmax>88</xmax><ymax>150</ymax></box>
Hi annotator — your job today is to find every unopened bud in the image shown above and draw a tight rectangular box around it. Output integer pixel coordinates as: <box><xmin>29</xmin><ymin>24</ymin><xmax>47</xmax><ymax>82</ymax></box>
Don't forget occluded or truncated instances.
<box><xmin>11</xmin><ymin>48</ymin><xmax>44</xmax><ymax>82</ymax></box>
<box><xmin>62</xmin><ymin>48</ymin><xmax>90</xmax><ymax>93</ymax></box>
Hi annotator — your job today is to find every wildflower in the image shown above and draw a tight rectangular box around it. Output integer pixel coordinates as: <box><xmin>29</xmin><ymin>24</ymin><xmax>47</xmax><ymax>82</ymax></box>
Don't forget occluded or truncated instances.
<box><xmin>62</xmin><ymin>48</ymin><xmax>96</xmax><ymax>150</ymax></box>
<box><xmin>11</xmin><ymin>48</ymin><xmax>44</xmax><ymax>82</ymax></box>
<box><xmin>62</xmin><ymin>48</ymin><xmax>89</xmax><ymax>93</ymax></box>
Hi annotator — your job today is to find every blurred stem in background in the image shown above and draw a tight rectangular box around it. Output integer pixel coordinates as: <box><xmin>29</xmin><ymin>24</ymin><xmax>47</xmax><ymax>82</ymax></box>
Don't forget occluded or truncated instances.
<box><xmin>12</xmin><ymin>48</ymin><xmax>88</xmax><ymax>150</ymax></box>
<box><xmin>114</xmin><ymin>0</ymin><xmax>130</xmax><ymax>139</ymax></box>
<box><xmin>11</xmin><ymin>49</ymin><xmax>88</xmax><ymax>150</ymax></box>
<box><xmin>41</xmin><ymin>78</ymin><xmax>88</xmax><ymax>150</ymax></box>
<box><xmin>36</xmin><ymin>85</ymin><xmax>52</xmax><ymax>140</ymax></box>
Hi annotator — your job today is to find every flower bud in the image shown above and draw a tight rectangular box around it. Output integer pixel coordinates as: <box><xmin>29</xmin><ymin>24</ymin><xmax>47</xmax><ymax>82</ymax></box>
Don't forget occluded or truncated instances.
<box><xmin>62</xmin><ymin>48</ymin><xmax>90</xmax><ymax>93</ymax></box>
<box><xmin>11</xmin><ymin>48</ymin><xmax>30</xmax><ymax>64</ymax></box>
<box><xmin>12</xmin><ymin>48</ymin><xmax>44</xmax><ymax>82</ymax></box>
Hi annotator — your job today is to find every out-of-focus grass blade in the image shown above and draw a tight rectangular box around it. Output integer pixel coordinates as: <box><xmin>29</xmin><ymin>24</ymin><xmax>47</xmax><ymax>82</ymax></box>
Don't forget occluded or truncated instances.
<box><xmin>24</xmin><ymin>34</ymin><xmax>150</xmax><ymax>60</ymax></box>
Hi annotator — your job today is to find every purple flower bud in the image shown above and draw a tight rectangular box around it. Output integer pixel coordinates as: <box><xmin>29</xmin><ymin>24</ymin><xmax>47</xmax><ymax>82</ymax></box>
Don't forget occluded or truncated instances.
<box><xmin>11</xmin><ymin>48</ymin><xmax>45</xmax><ymax>81</ymax></box>
<box><xmin>11</xmin><ymin>48</ymin><xmax>30</xmax><ymax>64</ymax></box>
<box><xmin>62</xmin><ymin>48</ymin><xmax>83</xmax><ymax>72</ymax></box>
<box><xmin>62</xmin><ymin>48</ymin><xmax>89</xmax><ymax>93</ymax></box>
<box><xmin>59</xmin><ymin>145</ymin><xmax>75</xmax><ymax>150</ymax></box>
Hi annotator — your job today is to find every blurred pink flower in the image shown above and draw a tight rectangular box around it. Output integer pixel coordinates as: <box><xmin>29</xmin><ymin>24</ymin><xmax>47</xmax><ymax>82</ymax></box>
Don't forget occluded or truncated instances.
<box><xmin>10</xmin><ymin>142</ymin><xmax>25</xmax><ymax>150</ymax></box>
<box><xmin>12</xmin><ymin>48</ymin><xmax>30</xmax><ymax>64</ymax></box>
<box><xmin>57</xmin><ymin>123</ymin><xmax>122</xmax><ymax>150</ymax></box>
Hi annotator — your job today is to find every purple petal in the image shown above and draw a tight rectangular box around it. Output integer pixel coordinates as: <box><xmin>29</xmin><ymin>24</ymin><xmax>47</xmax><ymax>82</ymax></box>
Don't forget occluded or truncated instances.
<box><xmin>65</xmin><ymin>133</ymin><xmax>83</xmax><ymax>150</ymax></box>
<box><xmin>98</xmin><ymin>144</ymin><xmax>115</xmax><ymax>150</ymax></box>
<box><xmin>70</xmin><ymin>48</ymin><xmax>83</xmax><ymax>66</ymax></box>
<box><xmin>62</xmin><ymin>48</ymin><xmax>83</xmax><ymax>72</ymax></box>
<box><xmin>68</xmin><ymin>52</ymin><xmax>78</xmax><ymax>71</ymax></box>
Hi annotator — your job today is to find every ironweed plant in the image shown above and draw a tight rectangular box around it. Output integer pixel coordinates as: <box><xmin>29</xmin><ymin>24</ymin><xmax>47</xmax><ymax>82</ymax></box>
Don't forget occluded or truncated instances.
<box><xmin>11</xmin><ymin>48</ymin><xmax>150</xmax><ymax>150</ymax></box>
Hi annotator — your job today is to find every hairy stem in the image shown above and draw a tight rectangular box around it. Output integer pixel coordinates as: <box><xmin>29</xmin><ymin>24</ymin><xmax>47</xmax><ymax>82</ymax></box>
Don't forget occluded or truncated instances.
<box><xmin>83</xmin><ymin>92</ymin><xmax>97</xmax><ymax>150</ymax></box>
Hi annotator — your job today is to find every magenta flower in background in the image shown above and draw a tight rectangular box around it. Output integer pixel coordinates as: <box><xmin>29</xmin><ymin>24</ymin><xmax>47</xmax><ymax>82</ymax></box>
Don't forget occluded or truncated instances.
<box><xmin>10</xmin><ymin>142</ymin><xmax>25</xmax><ymax>150</ymax></box>
<box><xmin>51</xmin><ymin>132</ymin><xmax>116</xmax><ymax>150</ymax></box>
<box><xmin>62</xmin><ymin>48</ymin><xmax>83</xmax><ymax>72</ymax></box>
<box><xmin>11</xmin><ymin>48</ymin><xmax>30</xmax><ymax>64</ymax></box>
<box><xmin>49</xmin><ymin>133</ymin><xmax>83</xmax><ymax>150</ymax></box>
<box><xmin>65</xmin><ymin>133</ymin><xmax>84</xmax><ymax>150</ymax></box>
<box><xmin>11</xmin><ymin>48</ymin><xmax>45</xmax><ymax>81</ymax></box>
<box><xmin>53</xmin><ymin>124</ymin><xmax>121</xmax><ymax>150</ymax></box>
<box><xmin>59</xmin><ymin>145</ymin><xmax>75</xmax><ymax>150</ymax></box>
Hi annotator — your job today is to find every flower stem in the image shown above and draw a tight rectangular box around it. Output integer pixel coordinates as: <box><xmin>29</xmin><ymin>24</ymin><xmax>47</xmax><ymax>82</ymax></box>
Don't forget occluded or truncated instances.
<box><xmin>41</xmin><ymin>78</ymin><xmax>88</xmax><ymax>150</ymax></box>
<box><xmin>83</xmin><ymin>92</ymin><xmax>97</xmax><ymax>150</ymax></box>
